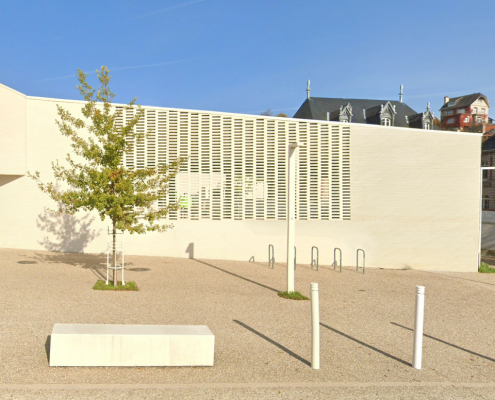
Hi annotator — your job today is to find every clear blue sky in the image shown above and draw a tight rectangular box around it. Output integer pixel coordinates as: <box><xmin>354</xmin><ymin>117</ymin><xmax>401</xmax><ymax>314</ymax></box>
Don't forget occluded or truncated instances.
<box><xmin>1</xmin><ymin>0</ymin><xmax>494</xmax><ymax>118</ymax></box>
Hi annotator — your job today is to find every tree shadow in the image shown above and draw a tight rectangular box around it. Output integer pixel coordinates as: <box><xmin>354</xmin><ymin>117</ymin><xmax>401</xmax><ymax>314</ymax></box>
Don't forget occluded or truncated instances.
<box><xmin>391</xmin><ymin>322</ymin><xmax>495</xmax><ymax>363</ymax></box>
<box><xmin>28</xmin><ymin>251</ymin><xmax>134</xmax><ymax>281</ymax></box>
<box><xmin>320</xmin><ymin>322</ymin><xmax>411</xmax><ymax>367</ymax></box>
<box><xmin>233</xmin><ymin>320</ymin><xmax>311</xmax><ymax>366</ymax></box>
<box><xmin>36</xmin><ymin>205</ymin><xmax>100</xmax><ymax>253</ymax></box>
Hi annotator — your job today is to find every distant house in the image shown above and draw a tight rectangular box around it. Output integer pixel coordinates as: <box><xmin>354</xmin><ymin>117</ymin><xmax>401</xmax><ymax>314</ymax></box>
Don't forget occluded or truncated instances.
<box><xmin>439</xmin><ymin>93</ymin><xmax>490</xmax><ymax>132</ymax></box>
<box><xmin>293</xmin><ymin>85</ymin><xmax>434</xmax><ymax>130</ymax></box>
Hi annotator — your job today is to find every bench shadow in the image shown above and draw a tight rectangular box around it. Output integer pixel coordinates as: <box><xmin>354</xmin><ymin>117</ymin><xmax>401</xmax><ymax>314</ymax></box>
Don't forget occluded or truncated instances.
<box><xmin>320</xmin><ymin>322</ymin><xmax>411</xmax><ymax>367</ymax></box>
<box><xmin>233</xmin><ymin>320</ymin><xmax>311</xmax><ymax>367</ymax></box>
<box><xmin>192</xmin><ymin>259</ymin><xmax>279</xmax><ymax>293</ymax></box>
<box><xmin>391</xmin><ymin>322</ymin><xmax>495</xmax><ymax>363</ymax></box>
<box><xmin>45</xmin><ymin>335</ymin><xmax>51</xmax><ymax>364</ymax></box>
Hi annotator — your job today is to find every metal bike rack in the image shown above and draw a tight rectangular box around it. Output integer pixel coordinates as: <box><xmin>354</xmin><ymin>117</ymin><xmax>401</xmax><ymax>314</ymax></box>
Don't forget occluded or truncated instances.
<box><xmin>311</xmin><ymin>246</ymin><xmax>319</xmax><ymax>271</ymax></box>
<box><xmin>294</xmin><ymin>246</ymin><xmax>297</xmax><ymax>270</ymax></box>
<box><xmin>268</xmin><ymin>244</ymin><xmax>275</xmax><ymax>269</ymax></box>
<box><xmin>333</xmin><ymin>248</ymin><xmax>342</xmax><ymax>273</ymax></box>
<box><xmin>356</xmin><ymin>249</ymin><xmax>365</xmax><ymax>274</ymax></box>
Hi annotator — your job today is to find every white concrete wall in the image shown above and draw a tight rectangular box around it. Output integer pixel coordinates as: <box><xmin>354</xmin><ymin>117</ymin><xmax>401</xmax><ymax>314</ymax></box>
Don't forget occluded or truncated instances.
<box><xmin>0</xmin><ymin>84</ymin><xmax>26</xmax><ymax>175</ymax></box>
<box><xmin>0</xmin><ymin>90</ymin><xmax>483</xmax><ymax>271</ymax></box>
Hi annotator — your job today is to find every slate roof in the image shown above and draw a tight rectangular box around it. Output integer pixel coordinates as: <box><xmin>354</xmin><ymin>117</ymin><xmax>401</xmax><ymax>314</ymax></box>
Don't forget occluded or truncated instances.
<box><xmin>293</xmin><ymin>97</ymin><xmax>418</xmax><ymax>128</ymax></box>
<box><xmin>439</xmin><ymin>93</ymin><xmax>489</xmax><ymax>111</ymax></box>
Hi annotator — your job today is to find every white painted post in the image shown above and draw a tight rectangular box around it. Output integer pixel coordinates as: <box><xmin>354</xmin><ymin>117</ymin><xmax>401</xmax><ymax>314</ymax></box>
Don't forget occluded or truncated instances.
<box><xmin>310</xmin><ymin>282</ymin><xmax>320</xmax><ymax>370</ymax></box>
<box><xmin>286</xmin><ymin>143</ymin><xmax>298</xmax><ymax>293</ymax></box>
<box><xmin>413</xmin><ymin>285</ymin><xmax>425</xmax><ymax>370</ymax></box>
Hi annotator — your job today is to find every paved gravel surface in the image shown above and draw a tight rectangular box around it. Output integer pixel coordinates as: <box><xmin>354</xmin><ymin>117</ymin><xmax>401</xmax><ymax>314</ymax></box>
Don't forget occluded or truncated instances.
<box><xmin>1</xmin><ymin>248</ymin><xmax>495</xmax><ymax>399</ymax></box>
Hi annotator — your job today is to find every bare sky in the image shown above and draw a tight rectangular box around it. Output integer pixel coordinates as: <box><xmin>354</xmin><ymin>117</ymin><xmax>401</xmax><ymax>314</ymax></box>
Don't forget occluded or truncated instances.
<box><xmin>1</xmin><ymin>0</ymin><xmax>493</xmax><ymax>117</ymax></box>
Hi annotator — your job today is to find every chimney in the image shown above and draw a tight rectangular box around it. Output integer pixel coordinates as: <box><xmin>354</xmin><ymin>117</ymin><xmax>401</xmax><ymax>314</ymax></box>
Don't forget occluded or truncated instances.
<box><xmin>399</xmin><ymin>84</ymin><xmax>404</xmax><ymax>103</ymax></box>
<box><xmin>306</xmin><ymin>80</ymin><xmax>311</xmax><ymax>100</ymax></box>
<box><xmin>444</xmin><ymin>96</ymin><xmax>450</xmax><ymax>105</ymax></box>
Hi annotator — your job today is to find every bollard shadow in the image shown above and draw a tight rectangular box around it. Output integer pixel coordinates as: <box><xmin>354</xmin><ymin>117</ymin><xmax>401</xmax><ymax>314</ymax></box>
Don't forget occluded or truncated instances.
<box><xmin>320</xmin><ymin>322</ymin><xmax>411</xmax><ymax>367</ymax></box>
<box><xmin>391</xmin><ymin>322</ymin><xmax>495</xmax><ymax>363</ymax></box>
<box><xmin>186</xmin><ymin>243</ymin><xmax>194</xmax><ymax>259</ymax></box>
<box><xmin>45</xmin><ymin>335</ymin><xmax>51</xmax><ymax>364</ymax></box>
<box><xmin>192</xmin><ymin>259</ymin><xmax>279</xmax><ymax>293</ymax></box>
<box><xmin>233</xmin><ymin>320</ymin><xmax>311</xmax><ymax>367</ymax></box>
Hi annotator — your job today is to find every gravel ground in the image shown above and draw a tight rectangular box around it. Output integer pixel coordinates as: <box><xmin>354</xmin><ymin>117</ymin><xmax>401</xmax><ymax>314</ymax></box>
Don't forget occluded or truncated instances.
<box><xmin>1</xmin><ymin>248</ymin><xmax>495</xmax><ymax>399</ymax></box>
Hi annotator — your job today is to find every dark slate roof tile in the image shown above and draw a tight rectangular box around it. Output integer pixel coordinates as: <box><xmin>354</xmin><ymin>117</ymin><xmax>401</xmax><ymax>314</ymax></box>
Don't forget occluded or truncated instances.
<box><xmin>293</xmin><ymin>97</ymin><xmax>418</xmax><ymax>128</ymax></box>
<box><xmin>440</xmin><ymin>93</ymin><xmax>489</xmax><ymax>110</ymax></box>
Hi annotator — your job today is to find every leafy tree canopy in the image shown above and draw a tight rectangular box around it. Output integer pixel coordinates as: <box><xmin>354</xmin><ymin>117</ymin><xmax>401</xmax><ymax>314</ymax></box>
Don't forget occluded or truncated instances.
<box><xmin>29</xmin><ymin>66</ymin><xmax>184</xmax><ymax>236</ymax></box>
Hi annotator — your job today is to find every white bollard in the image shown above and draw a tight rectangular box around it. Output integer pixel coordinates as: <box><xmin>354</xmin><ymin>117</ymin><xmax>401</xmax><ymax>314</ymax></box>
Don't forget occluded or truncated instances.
<box><xmin>412</xmin><ymin>285</ymin><xmax>425</xmax><ymax>370</ymax></box>
<box><xmin>310</xmin><ymin>282</ymin><xmax>320</xmax><ymax>369</ymax></box>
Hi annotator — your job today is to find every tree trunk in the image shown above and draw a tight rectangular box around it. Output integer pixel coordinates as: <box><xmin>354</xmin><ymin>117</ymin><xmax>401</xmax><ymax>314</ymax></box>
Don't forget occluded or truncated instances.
<box><xmin>113</xmin><ymin>222</ymin><xmax>117</xmax><ymax>287</ymax></box>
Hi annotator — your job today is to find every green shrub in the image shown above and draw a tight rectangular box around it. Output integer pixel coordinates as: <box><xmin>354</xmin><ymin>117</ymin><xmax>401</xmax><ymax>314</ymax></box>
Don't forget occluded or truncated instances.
<box><xmin>93</xmin><ymin>280</ymin><xmax>139</xmax><ymax>291</ymax></box>
<box><xmin>479</xmin><ymin>262</ymin><xmax>495</xmax><ymax>273</ymax></box>
<box><xmin>277</xmin><ymin>291</ymin><xmax>309</xmax><ymax>300</ymax></box>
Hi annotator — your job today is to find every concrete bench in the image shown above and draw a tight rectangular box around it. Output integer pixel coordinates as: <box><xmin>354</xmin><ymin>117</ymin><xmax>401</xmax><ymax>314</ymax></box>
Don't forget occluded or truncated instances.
<box><xmin>49</xmin><ymin>324</ymin><xmax>214</xmax><ymax>367</ymax></box>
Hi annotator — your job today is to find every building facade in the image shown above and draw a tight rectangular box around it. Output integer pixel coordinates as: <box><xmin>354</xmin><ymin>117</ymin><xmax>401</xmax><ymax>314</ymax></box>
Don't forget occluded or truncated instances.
<box><xmin>0</xmin><ymin>82</ymin><xmax>482</xmax><ymax>271</ymax></box>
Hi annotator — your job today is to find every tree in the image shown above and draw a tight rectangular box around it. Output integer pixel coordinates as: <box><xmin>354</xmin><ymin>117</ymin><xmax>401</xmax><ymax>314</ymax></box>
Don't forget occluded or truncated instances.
<box><xmin>260</xmin><ymin>109</ymin><xmax>288</xmax><ymax>118</ymax></box>
<box><xmin>28</xmin><ymin>67</ymin><xmax>183</xmax><ymax>286</ymax></box>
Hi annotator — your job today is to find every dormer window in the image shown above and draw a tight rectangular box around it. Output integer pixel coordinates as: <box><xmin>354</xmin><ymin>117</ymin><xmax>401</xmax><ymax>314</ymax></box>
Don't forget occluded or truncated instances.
<box><xmin>448</xmin><ymin>101</ymin><xmax>456</xmax><ymax>106</ymax></box>
<box><xmin>338</xmin><ymin>103</ymin><xmax>353</xmax><ymax>123</ymax></box>
<box><xmin>379</xmin><ymin>101</ymin><xmax>396</xmax><ymax>126</ymax></box>
<box><xmin>421</xmin><ymin>103</ymin><xmax>434</xmax><ymax>130</ymax></box>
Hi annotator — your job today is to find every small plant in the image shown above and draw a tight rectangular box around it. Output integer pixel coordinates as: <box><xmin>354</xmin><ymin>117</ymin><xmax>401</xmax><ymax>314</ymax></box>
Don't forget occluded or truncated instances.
<box><xmin>278</xmin><ymin>291</ymin><xmax>309</xmax><ymax>300</ymax></box>
<box><xmin>479</xmin><ymin>262</ymin><xmax>495</xmax><ymax>273</ymax></box>
<box><xmin>93</xmin><ymin>280</ymin><xmax>139</xmax><ymax>291</ymax></box>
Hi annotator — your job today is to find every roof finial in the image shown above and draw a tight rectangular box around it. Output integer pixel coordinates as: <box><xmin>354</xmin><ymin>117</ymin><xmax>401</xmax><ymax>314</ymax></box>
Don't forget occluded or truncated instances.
<box><xmin>427</xmin><ymin>102</ymin><xmax>430</xmax><ymax>111</ymax></box>
<box><xmin>307</xmin><ymin>80</ymin><xmax>311</xmax><ymax>100</ymax></box>
<box><xmin>399</xmin><ymin>84</ymin><xmax>404</xmax><ymax>103</ymax></box>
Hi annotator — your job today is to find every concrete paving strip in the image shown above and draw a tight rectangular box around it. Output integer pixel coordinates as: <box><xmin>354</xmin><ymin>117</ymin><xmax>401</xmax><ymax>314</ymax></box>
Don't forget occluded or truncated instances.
<box><xmin>3</xmin><ymin>382</ymin><xmax>495</xmax><ymax>390</ymax></box>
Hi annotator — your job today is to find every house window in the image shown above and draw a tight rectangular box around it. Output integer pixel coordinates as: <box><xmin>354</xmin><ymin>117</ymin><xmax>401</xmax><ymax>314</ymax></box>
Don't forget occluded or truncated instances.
<box><xmin>457</xmin><ymin>108</ymin><xmax>465</xmax><ymax>114</ymax></box>
<box><xmin>448</xmin><ymin>101</ymin><xmax>456</xmax><ymax>106</ymax></box>
<box><xmin>447</xmin><ymin>117</ymin><xmax>455</xmax><ymax>124</ymax></box>
<box><xmin>483</xmin><ymin>161</ymin><xmax>489</xmax><ymax>180</ymax></box>
<box><xmin>464</xmin><ymin>117</ymin><xmax>470</xmax><ymax>123</ymax></box>
<box><xmin>445</xmin><ymin>110</ymin><xmax>453</xmax><ymax>115</ymax></box>
<box><xmin>381</xmin><ymin>118</ymin><xmax>391</xmax><ymax>126</ymax></box>
<box><xmin>477</xmin><ymin>117</ymin><xmax>483</xmax><ymax>123</ymax></box>
<box><xmin>483</xmin><ymin>195</ymin><xmax>490</xmax><ymax>210</ymax></box>
<box><xmin>482</xmin><ymin>108</ymin><xmax>486</xmax><ymax>114</ymax></box>
<box><xmin>424</xmin><ymin>122</ymin><xmax>431</xmax><ymax>130</ymax></box>
<box><xmin>474</xmin><ymin>107</ymin><xmax>478</xmax><ymax>114</ymax></box>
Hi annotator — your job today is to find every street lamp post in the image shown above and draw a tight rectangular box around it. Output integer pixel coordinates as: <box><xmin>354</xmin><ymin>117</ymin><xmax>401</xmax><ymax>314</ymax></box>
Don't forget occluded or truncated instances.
<box><xmin>287</xmin><ymin>142</ymin><xmax>304</xmax><ymax>293</ymax></box>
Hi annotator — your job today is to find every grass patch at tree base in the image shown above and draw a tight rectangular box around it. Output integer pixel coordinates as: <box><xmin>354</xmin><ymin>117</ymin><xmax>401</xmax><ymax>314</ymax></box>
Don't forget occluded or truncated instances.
<box><xmin>479</xmin><ymin>262</ymin><xmax>495</xmax><ymax>273</ymax></box>
<box><xmin>93</xmin><ymin>280</ymin><xmax>139</xmax><ymax>291</ymax></box>
<box><xmin>278</xmin><ymin>291</ymin><xmax>309</xmax><ymax>300</ymax></box>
